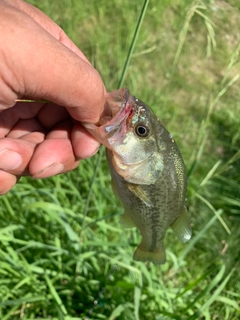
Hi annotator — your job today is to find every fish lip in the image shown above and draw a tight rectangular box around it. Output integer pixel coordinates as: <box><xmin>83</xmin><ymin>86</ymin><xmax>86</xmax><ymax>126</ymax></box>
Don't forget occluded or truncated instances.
<box><xmin>107</xmin><ymin>87</ymin><xmax>130</xmax><ymax>117</ymax></box>
<box><xmin>101</xmin><ymin>88</ymin><xmax>133</xmax><ymax>138</ymax></box>
<box><xmin>83</xmin><ymin>88</ymin><xmax>134</xmax><ymax>148</ymax></box>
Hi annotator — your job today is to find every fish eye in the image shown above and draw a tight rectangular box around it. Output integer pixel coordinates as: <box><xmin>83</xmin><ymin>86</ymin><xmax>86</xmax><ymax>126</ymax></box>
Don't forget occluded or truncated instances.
<box><xmin>135</xmin><ymin>124</ymin><xmax>150</xmax><ymax>137</ymax></box>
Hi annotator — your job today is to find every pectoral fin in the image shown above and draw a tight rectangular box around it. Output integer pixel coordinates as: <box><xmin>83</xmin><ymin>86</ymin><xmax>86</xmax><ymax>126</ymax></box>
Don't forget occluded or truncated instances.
<box><xmin>128</xmin><ymin>184</ymin><xmax>153</xmax><ymax>207</ymax></box>
<box><xmin>119</xmin><ymin>211</ymin><xmax>136</xmax><ymax>228</ymax></box>
<box><xmin>171</xmin><ymin>207</ymin><xmax>192</xmax><ymax>243</ymax></box>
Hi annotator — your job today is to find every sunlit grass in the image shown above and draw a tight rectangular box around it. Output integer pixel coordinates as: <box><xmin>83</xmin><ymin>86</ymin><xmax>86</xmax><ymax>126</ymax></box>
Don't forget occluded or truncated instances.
<box><xmin>0</xmin><ymin>0</ymin><xmax>240</xmax><ymax>319</ymax></box>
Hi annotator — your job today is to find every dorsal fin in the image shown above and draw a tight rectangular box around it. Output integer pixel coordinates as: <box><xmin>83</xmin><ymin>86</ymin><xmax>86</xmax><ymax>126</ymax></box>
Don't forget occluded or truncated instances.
<box><xmin>171</xmin><ymin>207</ymin><xmax>192</xmax><ymax>243</ymax></box>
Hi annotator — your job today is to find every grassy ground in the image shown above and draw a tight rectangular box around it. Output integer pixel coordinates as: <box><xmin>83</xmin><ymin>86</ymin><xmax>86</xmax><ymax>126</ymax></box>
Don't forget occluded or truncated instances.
<box><xmin>0</xmin><ymin>0</ymin><xmax>240</xmax><ymax>319</ymax></box>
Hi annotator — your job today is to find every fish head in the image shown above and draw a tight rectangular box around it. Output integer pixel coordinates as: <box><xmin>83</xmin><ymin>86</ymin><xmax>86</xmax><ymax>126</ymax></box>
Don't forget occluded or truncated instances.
<box><xmin>84</xmin><ymin>88</ymin><xmax>164</xmax><ymax>184</ymax></box>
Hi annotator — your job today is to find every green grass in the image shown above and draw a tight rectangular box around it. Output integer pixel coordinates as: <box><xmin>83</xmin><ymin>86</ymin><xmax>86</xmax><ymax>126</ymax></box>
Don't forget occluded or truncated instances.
<box><xmin>1</xmin><ymin>0</ymin><xmax>240</xmax><ymax>319</ymax></box>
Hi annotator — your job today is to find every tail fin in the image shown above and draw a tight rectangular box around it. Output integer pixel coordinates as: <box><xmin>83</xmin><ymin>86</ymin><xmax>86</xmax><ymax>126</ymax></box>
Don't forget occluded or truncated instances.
<box><xmin>133</xmin><ymin>245</ymin><xmax>166</xmax><ymax>265</ymax></box>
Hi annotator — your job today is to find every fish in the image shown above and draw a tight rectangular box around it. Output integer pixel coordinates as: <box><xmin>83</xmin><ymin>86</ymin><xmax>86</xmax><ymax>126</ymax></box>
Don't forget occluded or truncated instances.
<box><xmin>83</xmin><ymin>88</ymin><xmax>192</xmax><ymax>264</ymax></box>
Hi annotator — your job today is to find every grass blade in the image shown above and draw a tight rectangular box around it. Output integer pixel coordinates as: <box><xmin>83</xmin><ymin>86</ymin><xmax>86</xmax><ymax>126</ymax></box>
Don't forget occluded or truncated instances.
<box><xmin>44</xmin><ymin>274</ymin><xmax>68</xmax><ymax>317</ymax></box>
<box><xmin>179</xmin><ymin>210</ymin><xmax>221</xmax><ymax>261</ymax></box>
<box><xmin>189</xmin><ymin>267</ymin><xmax>236</xmax><ymax>319</ymax></box>
<box><xmin>118</xmin><ymin>0</ymin><xmax>150</xmax><ymax>88</ymax></box>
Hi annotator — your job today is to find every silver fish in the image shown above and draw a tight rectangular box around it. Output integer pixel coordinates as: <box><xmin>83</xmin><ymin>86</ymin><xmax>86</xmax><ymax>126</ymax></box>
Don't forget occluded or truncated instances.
<box><xmin>84</xmin><ymin>88</ymin><xmax>191</xmax><ymax>264</ymax></box>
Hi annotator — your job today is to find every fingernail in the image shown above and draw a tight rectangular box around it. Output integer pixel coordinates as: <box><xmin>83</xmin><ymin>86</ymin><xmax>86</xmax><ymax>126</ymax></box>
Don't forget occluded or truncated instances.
<box><xmin>86</xmin><ymin>146</ymin><xmax>101</xmax><ymax>158</ymax></box>
<box><xmin>0</xmin><ymin>149</ymin><xmax>22</xmax><ymax>170</ymax></box>
<box><xmin>33</xmin><ymin>163</ymin><xmax>64</xmax><ymax>179</ymax></box>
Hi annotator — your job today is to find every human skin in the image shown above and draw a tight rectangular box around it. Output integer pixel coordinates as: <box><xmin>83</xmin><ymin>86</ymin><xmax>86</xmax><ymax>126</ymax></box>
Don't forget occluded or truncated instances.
<box><xmin>0</xmin><ymin>0</ymin><xmax>106</xmax><ymax>194</ymax></box>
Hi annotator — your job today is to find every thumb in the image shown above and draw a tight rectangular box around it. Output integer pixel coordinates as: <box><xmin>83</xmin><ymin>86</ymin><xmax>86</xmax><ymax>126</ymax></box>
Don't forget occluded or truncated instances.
<box><xmin>0</xmin><ymin>3</ymin><xmax>106</xmax><ymax>124</ymax></box>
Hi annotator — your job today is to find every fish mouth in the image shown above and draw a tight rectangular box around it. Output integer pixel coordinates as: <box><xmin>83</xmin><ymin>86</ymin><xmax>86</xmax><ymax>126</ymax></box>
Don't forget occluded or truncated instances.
<box><xmin>104</xmin><ymin>88</ymin><xmax>130</xmax><ymax>120</ymax></box>
<box><xmin>83</xmin><ymin>88</ymin><xmax>134</xmax><ymax>148</ymax></box>
<box><xmin>98</xmin><ymin>88</ymin><xmax>133</xmax><ymax>139</ymax></box>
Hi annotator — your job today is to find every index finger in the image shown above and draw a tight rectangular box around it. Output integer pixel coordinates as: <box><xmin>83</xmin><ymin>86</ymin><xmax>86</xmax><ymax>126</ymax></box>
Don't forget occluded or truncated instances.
<box><xmin>1</xmin><ymin>3</ymin><xmax>106</xmax><ymax>124</ymax></box>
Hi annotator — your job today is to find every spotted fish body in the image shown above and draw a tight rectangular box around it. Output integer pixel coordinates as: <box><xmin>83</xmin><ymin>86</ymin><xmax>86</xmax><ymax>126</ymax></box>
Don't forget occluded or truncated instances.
<box><xmin>84</xmin><ymin>88</ymin><xmax>191</xmax><ymax>264</ymax></box>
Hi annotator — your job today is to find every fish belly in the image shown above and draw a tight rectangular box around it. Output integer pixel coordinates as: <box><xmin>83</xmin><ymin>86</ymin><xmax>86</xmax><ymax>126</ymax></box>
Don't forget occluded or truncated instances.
<box><xmin>107</xmin><ymin>149</ymin><xmax>182</xmax><ymax>265</ymax></box>
<box><xmin>114</xmin><ymin>174</ymin><xmax>169</xmax><ymax>264</ymax></box>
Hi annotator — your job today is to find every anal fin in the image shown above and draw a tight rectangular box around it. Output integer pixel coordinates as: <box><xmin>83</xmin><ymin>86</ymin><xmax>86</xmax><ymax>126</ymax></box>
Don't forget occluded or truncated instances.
<box><xmin>119</xmin><ymin>211</ymin><xmax>136</xmax><ymax>228</ymax></box>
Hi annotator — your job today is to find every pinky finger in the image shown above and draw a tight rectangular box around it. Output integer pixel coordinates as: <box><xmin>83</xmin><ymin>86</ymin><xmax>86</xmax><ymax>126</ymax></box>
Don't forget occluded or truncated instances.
<box><xmin>0</xmin><ymin>170</ymin><xmax>17</xmax><ymax>195</ymax></box>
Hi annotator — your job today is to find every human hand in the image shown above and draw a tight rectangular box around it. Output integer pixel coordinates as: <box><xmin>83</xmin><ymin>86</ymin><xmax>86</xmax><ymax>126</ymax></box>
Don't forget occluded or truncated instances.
<box><xmin>0</xmin><ymin>0</ymin><xmax>106</xmax><ymax>194</ymax></box>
